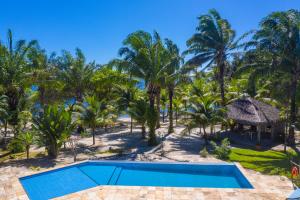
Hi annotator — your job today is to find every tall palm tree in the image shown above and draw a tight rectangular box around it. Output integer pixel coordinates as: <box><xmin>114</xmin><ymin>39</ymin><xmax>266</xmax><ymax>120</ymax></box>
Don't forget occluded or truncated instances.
<box><xmin>0</xmin><ymin>29</ymin><xmax>38</xmax><ymax>128</ymax></box>
<box><xmin>75</xmin><ymin>96</ymin><xmax>116</xmax><ymax>145</ymax></box>
<box><xmin>27</xmin><ymin>48</ymin><xmax>63</xmax><ymax>105</ymax></box>
<box><xmin>116</xmin><ymin>84</ymin><xmax>138</xmax><ymax>134</ymax></box>
<box><xmin>163</xmin><ymin>39</ymin><xmax>183</xmax><ymax>133</ymax></box>
<box><xmin>183</xmin><ymin>95</ymin><xmax>225</xmax><ymax>144</ymax></box>
<box><xmin>185</xmin><ymin>9</ymin><xmax>246</xmax><ymax>105</ymax></box>
<box><xmin>112</xmin><ymin>31</ymin><xmax>169</xmax><ymax>145</ymax></box>
<box><xmin>58</xmin><ymin>48</ymin><xmax>96</xmax><ymax>102</ymax></box>
<box><xmin>240</xmin><ymin>9</ymin><xmax>300</xmax><ymax>144</ymax></box>
<box><xmin>0</xmin><ymin>95</ymin><xmax>8</xmax><ymax>136</ymax></box>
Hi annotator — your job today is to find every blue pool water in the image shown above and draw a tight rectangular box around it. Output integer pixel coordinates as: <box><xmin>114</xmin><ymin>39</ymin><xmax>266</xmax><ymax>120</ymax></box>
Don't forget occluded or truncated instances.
<box><xmin>20</xmin><ymin>161</ymin><xmax>253</xmax><ymax>200</ymax></box>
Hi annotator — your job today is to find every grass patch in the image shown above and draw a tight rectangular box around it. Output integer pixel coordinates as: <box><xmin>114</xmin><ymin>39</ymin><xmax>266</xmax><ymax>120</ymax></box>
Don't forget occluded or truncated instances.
<box><xmin>96</xmin><ymin>148</ymin><xmax>124</xmax><ymax>155</ymax></box>
<box><xmin>0</xmin><ymin>151</ymin><xmax>46</xmax><ymax>163</ymax></box>
<box><xmin>228</xmin><ymin>148</ymin><xmax>296</xmax><ymax>177</ymax></box>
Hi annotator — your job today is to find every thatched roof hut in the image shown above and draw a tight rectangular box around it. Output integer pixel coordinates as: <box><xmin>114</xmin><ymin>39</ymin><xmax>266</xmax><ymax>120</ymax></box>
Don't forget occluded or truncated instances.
<box><xmin>226</xmin><ymin>97</ymin><xmax>283</xmax><ymax>144</ymax></box>
<box><xmin>227</xmin><ymin>97</ymin><xmax>281</xmax><ymax>126</ymax></box>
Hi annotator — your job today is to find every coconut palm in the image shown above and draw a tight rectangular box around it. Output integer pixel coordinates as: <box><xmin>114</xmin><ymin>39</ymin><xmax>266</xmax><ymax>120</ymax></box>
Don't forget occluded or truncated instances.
<box><xmin>0</xmin><ymin>29</ymin><xmax>38</xmax><ymax>128</ymax></box>
<box><xmin>116</xmin><ymin>84</ymin><xmax>138</xmax><ymax>134</ymax></box>
<box><xmin>240</xmin><ymin>9</ymin><xmax>300</xmax><ymax>144</ymax></box>
<box><xmin>183</xmin><ymin>95</ymin><xmax>225</xmax><ymax>144</ymax></box>
<box><xmin>0</xmin><ymin>95</ymin><xmax>8</xmax><ymax>136</ymax></box>
<box><xmin>185</xmin><ymin>9</ymin><xmax>247</xmax><ymax>105</ymax></box>
<box><xmin>163</xmin><ymin>39</ymin><xmax>183</xmax><ymax>133</ymax></box>
<box><xmin>17</xmin><ymin>131</ymin><xmax>34</xmax><ymax>159</ymax></box>
<box><xmin>113</xmin><ymin>31</ymin><xmax>169</xmax><ymax>145</ymax></box>
<box><xmin>128</xmin><ymin>98</ymin><xmax>148</xmax><ymax>138</ymax></box>
<box><xmin>27</xmin><ymin>49</ymin><xmax>63</xmax><ymax>105</ymax></box>
<box><xmin>75</xmin><ymin>96</ymin><xmax>116</xmax><ymax>145</ymax></box>
<box><xmin>32</xmin><ymin>105</ymin><xmax>75</xmax><ymax>158</ymax></box>
<box><xmin>58</xmin><ymin>48</ymin><xmax>96</xmax><ymax>102</ymax></box>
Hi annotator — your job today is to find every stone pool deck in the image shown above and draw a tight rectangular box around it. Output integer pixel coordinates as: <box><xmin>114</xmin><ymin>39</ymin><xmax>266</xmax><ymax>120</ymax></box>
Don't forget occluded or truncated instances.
<box><xmin>0</xmin><ymin>161</ymin><xmax>293</xmax><ymax>200</ymax></box>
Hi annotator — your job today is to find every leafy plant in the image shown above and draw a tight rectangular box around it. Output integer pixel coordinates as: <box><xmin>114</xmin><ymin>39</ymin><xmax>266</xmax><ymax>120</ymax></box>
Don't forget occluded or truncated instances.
<box><xmin>32</xmin><ymin>105</ymin><xmax>75</xmax><ymax>158</ymax></box>
<box><xmin>129</xmin><ymin>98</ymin><xmax>148</xmax><ymax>139</ymax></box>
<box><xmin>74</xmin><ymin>96</ymin><xmax>117</xmax><ymax>145</ymax></box>
<box><xmin>17</xmin><ymin>131</ymin><xmax>35</xmax><ymax>159</ymax></box>
<box><xmin>210</xmin><ymin>138</ymin><xmax>231</xmax><ymax>160</ymax></box>
<box><xmin>200</xmin><ymin>147</ymin><xmax>208</xmax><ymax>158</ymax></box>
<box><xmin>8</xmin><ymin>137</ymin><xmax>24</xmax><ymax>153</ymax></box>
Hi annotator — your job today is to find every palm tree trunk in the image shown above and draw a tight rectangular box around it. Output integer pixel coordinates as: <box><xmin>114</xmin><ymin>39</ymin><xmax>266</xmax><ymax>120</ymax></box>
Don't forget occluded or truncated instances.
<box><xmin>39</xmin><ymin>87</ymin><xmax>45</xmax><ymax>105</ymax></box>
<box><xmin>203</xmin><ymin>125</ymin><xmax>207</xmax><ymax>145</ymax></box>
<box><xmin>219</xmin><ymin>62</ymin><xmax>226</xmax><ymax>105</ymax></box>
<box><xmin>141</xmin><ymin>125</ymin><xmax>146</xmax><ymax>139</ymax></box>
<box><xmin>168</xmin><ymin>87</ymin><xmax>174</xmax><ymax>133</ymax></box>
<box><xmin>92</xmin><ymin>127</ymin><xmax>95</xmax><ymax>145</ymax></box>
<box><xmin>288</xmin><ymin>75</ymin><xmax>298</xmax><ymax>145</ymax></box>
<box><xmin>4</xmin><ymin>120</ymin><xmax>7</xmax><ymax>137</ymax></box>
<box><xmin>148</xmin><ymin>88</ymin><xmax>157</xmax><ymax>146</ymax></box>
<box><xmin>26</xmin><ymin>145</ymin><xmax>30</xmax><ymax>159</ymax></box>
<box><xmin>48</xmin><ymin>143</ymin><xmax>58</xmax><ymax>158</ymax></box>
<box><xmin>156</xmin><ymin>89</ymin><xmax>161</xmax><ymax>129</ymax></box>
<box><xmin>130</xmin><ymin>116</ymin><xmax>133</xmax><ymax>134</ymax></box>
<box><xmin>175</xmin><ymin>110</ymin><xmax>178</xmax><ymax>125</ymax></box>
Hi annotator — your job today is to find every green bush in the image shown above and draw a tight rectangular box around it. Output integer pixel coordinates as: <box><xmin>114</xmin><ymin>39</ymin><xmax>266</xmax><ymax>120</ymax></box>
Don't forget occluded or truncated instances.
<box><xmin>80</xmin><ymin>131</ymin><xmax>90</xmax><ymax>138</ymax></box>
<box><xmin>210</xmin><ymin>138</ymin><xmax>231</xmax><ymax>160</ymax></box>
<box><xmin>8</xmin><ymin>138</ymin><xmax>24</xmax><ymax>153</ymax></box>
<box><xmin>200</xmin><ymin>147</ymin><xmax>208</xmax><ymax>157</ymax></box>
<box><xmin>287</xmin><ymin>149</ymin><xmax>297</xmax><ymax>160</ymax></box>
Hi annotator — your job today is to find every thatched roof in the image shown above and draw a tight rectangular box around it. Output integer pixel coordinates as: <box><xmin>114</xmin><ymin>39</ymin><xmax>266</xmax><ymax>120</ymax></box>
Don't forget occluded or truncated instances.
<box><xmin>226</xmin><ymin>97</ymin><xmax>281</xmax><ymax>126</ymax></box>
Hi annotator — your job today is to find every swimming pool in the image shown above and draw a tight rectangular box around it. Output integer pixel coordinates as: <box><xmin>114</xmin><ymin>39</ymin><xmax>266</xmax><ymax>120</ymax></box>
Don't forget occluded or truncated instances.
<box><xmin>19</xmin><ymin>161</ymin><xmax>253</xmax><ymax>200</ymax></box>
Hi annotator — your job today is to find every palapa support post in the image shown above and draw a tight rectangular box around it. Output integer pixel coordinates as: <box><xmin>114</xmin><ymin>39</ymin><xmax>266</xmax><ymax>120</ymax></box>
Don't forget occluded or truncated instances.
<box><xmin>257</xmin><ymin>125</ymin><xmax>261</xmax><ymax>145</ymax></box>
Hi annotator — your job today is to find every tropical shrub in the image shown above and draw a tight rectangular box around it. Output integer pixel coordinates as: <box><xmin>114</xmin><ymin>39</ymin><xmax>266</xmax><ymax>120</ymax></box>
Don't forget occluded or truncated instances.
<box><xmin>200</xmin><ymin>147</ymin><xmax>208</xmax><ymax>158</ymax></box>
<box><xmin>17</xmin><ymin>131</ymin><xmax>35</xmax><ymax>159</ymax></box>
<box><xmin>210</xmin><ymin>138</ymin><xmax>231</xmax><ymax>160</ymax></box>
<box><xmin>8</xmin><ymin>137</ymin><xmax>24</xmax><ymax>153</ymax></box>
<box><xmin>32</xmin><ymin>105</ymin><xmax>75</xmax><ymax>158</ymax></box>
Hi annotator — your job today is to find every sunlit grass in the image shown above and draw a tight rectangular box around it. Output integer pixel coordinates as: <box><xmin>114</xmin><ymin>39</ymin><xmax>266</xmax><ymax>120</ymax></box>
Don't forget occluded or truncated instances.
<box><xmin>229</xmin><ymin>148</ymin><xmax>295</xmax><ymax>177</ymax></box>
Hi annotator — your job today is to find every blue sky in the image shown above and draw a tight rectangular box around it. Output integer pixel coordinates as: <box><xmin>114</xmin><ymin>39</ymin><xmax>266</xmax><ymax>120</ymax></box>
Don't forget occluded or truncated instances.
<box><xmin>0</xmin><ymin>0</ymin><xmax>299</xmax><ymax>64</ymax></box>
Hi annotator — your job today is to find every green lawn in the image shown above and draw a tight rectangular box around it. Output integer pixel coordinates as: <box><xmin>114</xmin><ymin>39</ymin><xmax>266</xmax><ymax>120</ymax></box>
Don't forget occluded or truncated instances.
<box><xmin>228</xmin><ymin>148</ymin><xmax>296</xmax><ymax>177</ymax></box>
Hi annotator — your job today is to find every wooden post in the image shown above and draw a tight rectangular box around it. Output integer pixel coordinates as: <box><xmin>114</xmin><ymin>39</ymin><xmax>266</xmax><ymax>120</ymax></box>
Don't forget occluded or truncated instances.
<box><xmin>271</xmin><ymin>125</ymin><xmax>275</xmax><ymax>141</ymax></box>
<box><xmin>257</xmin><ymin>125</ymin><xmax>261</xmax><ymax>145</ymax></box>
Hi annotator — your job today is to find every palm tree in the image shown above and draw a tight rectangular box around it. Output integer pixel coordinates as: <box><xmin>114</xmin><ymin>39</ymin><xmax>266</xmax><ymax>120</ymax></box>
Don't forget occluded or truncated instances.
<box><xmin>183</xmin><ymin>95</ymin><xmax>225</xmax><ymax>144</ymax></box>
<box><xmin>185</xmin><ymin>9</ymin><xmax>246</xmax><ymax>105</ymax></box>
<box><xmin>240</xmin><ymin>10</ymin><xmax>300</xmax><ymax>144</ymax></box>
<box><xmin>113</xmin><ymin>31</ymin><xmax>169</xmax><ymax>145</ymax></box>
<box><xmin>128</xmin><ymin>98</ymin><xmax>148</xmax><ymax>138</ymax></box>
<box><xmin>160</xmin><ymin>90</ymin><xmax>167</xmax><ymax>123</ymax></box>
<box><xmin>75</xmin><ymin>96</ymin><xmax>116</xmax><ymax>145</ymax></box>
<box><xmin>0</xmin><ymin>95</ymin><xmax>8</xmax><ymax>136</ymax></box>
<box><xmin>163</xmin><ymin>39</ymin><xmax>183</xmax><ymax>133</ymax></box>
<box><xmin>58</xmin><ymin>48</ymin><xmax>96</xmax><ymax>102</ymax></box>
<box><xmin>18</xmin><ymin>131</ymin><xmax>34</xmax><ymax>159</ymax></box>
<box><xmin>32</xmin><ymin>105</ymin><xmax>75</xmax><ymax>158</ymax></box>
<box><xmin>116</xmin><ymin>84</ymin><xmax>138</xmax><ymax>134</ymax></box>
<box><xmin>0</xmin><ymin>29</ymin><xmax>38</xmax><ymax>128</ymax></box>
<box><xmin>27</xmin><ymin>49</ymin><xmax>63</xmax><ymax>105</ymax></box>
